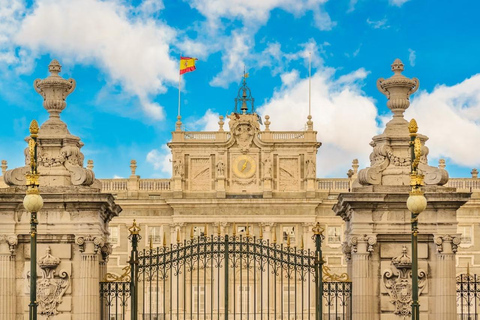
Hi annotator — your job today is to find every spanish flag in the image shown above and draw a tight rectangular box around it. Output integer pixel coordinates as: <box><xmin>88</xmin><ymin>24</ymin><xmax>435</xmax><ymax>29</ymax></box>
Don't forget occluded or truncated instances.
<box><xmin>179</xmin><ymin>57</ymin><xmax>197</xmax><ymax>75</ymax></box>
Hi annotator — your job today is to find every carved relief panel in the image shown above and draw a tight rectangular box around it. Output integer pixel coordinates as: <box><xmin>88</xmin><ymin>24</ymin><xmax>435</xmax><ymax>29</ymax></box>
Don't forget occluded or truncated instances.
<box><xmin>278</xmin><ymin>157</ymin><xmax>300</xmax><ymax>191</ymax></box>
<box><xmin>190</xmin><ymin>157</ymin><xmax>211</xmax><ymax>191</ymax></box>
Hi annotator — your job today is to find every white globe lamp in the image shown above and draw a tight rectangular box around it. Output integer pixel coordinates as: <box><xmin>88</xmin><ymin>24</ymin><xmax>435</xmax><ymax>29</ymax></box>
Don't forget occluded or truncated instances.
<box><xmin>406</xmin><ymin>192</ymin><xmax>427</xmax><ymax>214</ymax></box>
<box><xmin>23</xmin><ymin>192</ymin><xmax>44</xmax><ymax>213</ymax></box>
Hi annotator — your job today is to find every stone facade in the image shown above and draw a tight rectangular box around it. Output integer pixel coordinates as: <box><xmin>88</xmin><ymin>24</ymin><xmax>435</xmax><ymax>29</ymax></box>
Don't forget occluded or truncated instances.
<box><xmin>0</xmin><ymin>59</ymin><xmax>479</xmax><ymax>319</ymax></box>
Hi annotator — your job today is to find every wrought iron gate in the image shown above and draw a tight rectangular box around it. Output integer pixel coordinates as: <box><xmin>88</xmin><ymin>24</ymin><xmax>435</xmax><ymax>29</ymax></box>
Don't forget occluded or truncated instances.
<box><xmin>100</xmin><ymin>221</ymin><xmax>352</xmax><ymax>320</ymax></box>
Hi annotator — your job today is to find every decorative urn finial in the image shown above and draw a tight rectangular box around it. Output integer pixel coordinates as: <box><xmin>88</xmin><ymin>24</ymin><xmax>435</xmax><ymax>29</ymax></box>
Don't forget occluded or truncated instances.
<box><xmin>377</xmin><ymin>59</ymin><xmax>419</xmax><ymax>127</ymax></box>
<box><xmin>34</xmin><ymin>59</ymin><xmax>76</xmax><ymax>121</ymax></box>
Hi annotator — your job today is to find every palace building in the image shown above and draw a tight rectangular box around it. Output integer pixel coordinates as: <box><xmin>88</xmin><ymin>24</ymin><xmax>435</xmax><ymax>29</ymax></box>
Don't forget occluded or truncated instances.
<box><xmin>0</xmin><ymin>58</ymin><xmax>479</xmax><ymax>319</ymax></box>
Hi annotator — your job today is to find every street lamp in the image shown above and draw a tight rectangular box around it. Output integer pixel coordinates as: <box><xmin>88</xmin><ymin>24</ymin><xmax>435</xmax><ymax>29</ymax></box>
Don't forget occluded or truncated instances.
<box><xmin>23</xmin><ymin>120</ymin><xmax>43</xmax><ymax>320</ymax></box>
<box><xmin>406</xmin><ymin>119</ymin><xmax>427</xmax><ymax>320</ymax></box>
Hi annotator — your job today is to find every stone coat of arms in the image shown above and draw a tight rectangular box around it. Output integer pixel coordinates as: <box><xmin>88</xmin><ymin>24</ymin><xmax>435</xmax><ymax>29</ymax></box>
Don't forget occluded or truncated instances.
<box><xmin>383</xmin><ymin>246</ymin><xmax>426</xmax><ymax>317</ymax></box>
<box><xmin>27</xmin><ymin>246</ymin><xmax>70</xmax><ymax>318</ymax></box>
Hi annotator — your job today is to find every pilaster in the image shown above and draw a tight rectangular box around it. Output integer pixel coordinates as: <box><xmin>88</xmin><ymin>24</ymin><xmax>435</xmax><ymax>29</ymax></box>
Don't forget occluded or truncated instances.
<box><xmin>0</xmin><ymin>235</ymin><xmax>17</xmax><ymax>320</ymax></box>
<box><xmin>432</xmin><ymin>234</ymin><xmax>460</xmax><ymax>320</ymax></box>
<box><xmin>349</xmin><ymin>234</ymin><xmax>377</xmax><ymax>320</ymax></box>
<box><xmin>75</xmin><ymin>235</ymin><xmax>104</xmax><ymax>320</ymax></box>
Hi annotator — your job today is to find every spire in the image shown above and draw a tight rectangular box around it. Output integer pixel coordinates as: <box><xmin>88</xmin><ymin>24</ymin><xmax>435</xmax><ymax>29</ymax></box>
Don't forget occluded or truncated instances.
<box><xmin>234</xmin><ymin>71</ymin><xmax>255</xmax><ymax>114</ymax></box>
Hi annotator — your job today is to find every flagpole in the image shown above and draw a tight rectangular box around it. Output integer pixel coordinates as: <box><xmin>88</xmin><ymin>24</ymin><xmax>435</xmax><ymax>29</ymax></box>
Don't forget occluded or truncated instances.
<box><xmin>178</xmin><ymin>54</ymin><xmax>182</xmax><ymax>118</ymax></box>
<box><xmin>178</xmin><ymin>72</ymin><xmax>181</xmax><ymax>118</ymax></box>
<box><xmin>308</xmin><ymin>52</ymin><xmax>312</xmax><ymax>117</ymax></box>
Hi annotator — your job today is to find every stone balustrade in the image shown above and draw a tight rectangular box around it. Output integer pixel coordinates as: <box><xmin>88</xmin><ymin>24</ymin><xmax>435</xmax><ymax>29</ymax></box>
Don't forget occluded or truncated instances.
<box><xmin>139</xmin><ymin>179</ymin><xmax>171</xmax><ymax>191</ymax></box>
<box><xmin>317</xmin><ymin>178</ymin><xmax>351</xmax><ymax>191</ymax></box>
<box><xmin>170</xmin><ymin>130</ymin><xmax>316</xmax><ymax>143</ymax></box>
<box><xmin>96</xmin><ymin>177</ymin><xmax>480</xmax><ymax>193</ymax></box>
<box><xmin>445</xmin><ymin>178</ymin><xmax>480</xmax><ymax>192</ymax></box>
<box><xmin>100</xmin><ymin>179</ymin><xmax>128</xmax><ymax>191</ymax></box>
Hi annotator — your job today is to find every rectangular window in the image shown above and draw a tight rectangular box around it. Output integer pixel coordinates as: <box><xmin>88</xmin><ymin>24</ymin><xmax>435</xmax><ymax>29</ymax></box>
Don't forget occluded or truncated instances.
<box><xmin>193</xmin><ymin>226</ymin><xmax>206</xmax><ymax>238</ymax></box>
<box><xmin>327</xmin><ymin>226</ymin><xmax>342</xmax><ymax>245</ymax></box>
<box><xmin>193</xmin><ymin>285</ymin><xmax>205</xmax><ymax>312</ymax></box>
<box><xmin>459</xmin><ymin>225</ymin><xmax>473</xmax><ymax>246</ymax></box>
<box><xmin>108</xmin><ymin>226</ymin><xmax>119</xmax><ymax>245</ymax></box>
<box><xmin>149</xmin><ymin>226</ymin><xmax>162</xmax><ymax>244</ymax></box>
<box><xmin>237</xmin><ymin>226</ymin><xmax>251</xmax><ymax>236</ymax></box>
<box><xmin>282</xmin><ymin>226</ymin><xmax>295</xmax><ymax>245</ymax></box>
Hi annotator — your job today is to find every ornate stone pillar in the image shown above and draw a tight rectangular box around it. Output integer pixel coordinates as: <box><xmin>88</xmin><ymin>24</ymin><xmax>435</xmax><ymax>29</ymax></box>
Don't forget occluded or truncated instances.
<box><xmin>76</xmin><ymin>235</ymin><xmax>104</xmax><ymax>320</ymax></box>
<box><xmin>432</xmin><ymin>234</ymin><xmax>460</xmax><ymax>320</ymax></box>
<box><xmin>349</xmin><ymin>234</ymin><xmax>377</xmax><ymax>320</ymax></box>
<box><xmin>0</xmin><ymin>235</ymin><xmax>17</xmax><ymax>320</ymax></box>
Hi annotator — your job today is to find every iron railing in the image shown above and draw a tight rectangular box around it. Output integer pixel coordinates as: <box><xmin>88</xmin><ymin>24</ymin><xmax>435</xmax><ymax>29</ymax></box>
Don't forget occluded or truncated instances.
<box><xmin>457</xmin><ymin>273</ymin><xmax>480</xmax><ymax>319</ymax></box>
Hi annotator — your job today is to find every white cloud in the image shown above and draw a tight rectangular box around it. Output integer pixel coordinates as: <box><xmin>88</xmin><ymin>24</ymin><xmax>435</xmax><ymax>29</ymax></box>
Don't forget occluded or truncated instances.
<box><xmin>189</xmin><ymin>0</ymin><xmax>334</xmax><ymax>31</ymax></box>
<box><xmin>257</xmin><ymin>68</ymin><xmax>380</xmax><ymax>177</ymax></box>
<box><xmin>210</xmin><ymin>31</ymin><xmax>252</xmax><ymax>88</ymax></box>
<box><xmin>113</xmin><ymin>175</ymin><xmax>125</xmax><ymax>179</ymax></box>
<box><xmin>212</xmin><ymin>37</ymin><xmax>325</xmax><ymax>87</ymax></box>
<box><xmin>0</xmin><ymin>0</ymin><xmax>27</xmax><ymax>66</ymax></box>
<box><xmin>146</xmin><ymin>144</ymin><xmax>172</xmax><ymax>176</ymax></box>
<box><xmin>406</xmin><ymin>74</ymin><xmax>480</xmax><ymax>168</ymax></box>
<box><xmin>14</xmin><ymin>0</ymin><xmax>178</xmax><ymax>120</ymax></box>
<box><xmin>280</xmin><ymin>70</ymin><xmax>300</xmax><ymax>87</ymax></box>
<box><xmin>389</xmin><ymin>0</ymin><xmax>410</xmax><ymax>7</ymax></box>
<box><xmin>190</xmin><ymin>109</ymin><xmax>222</xmax><ymax>131</ymax></box>
<box><xmin>189</xmin><ymin>0</ymin><xmax>335</xmax><ymax>87</ymax></box>
<box><xmin>408</xmin><ymin>48</ymin><xmax>416</xmax><ymax>67</ymax></box>
<box><xmin>367</xmin><ymin>18</ymin><xmax>389</xmax><ymax>29</ymax></box>
<box><xmin>347</xmin><ymin>0</ymin><xmax>358</xmax><ymax>12</ymax></box>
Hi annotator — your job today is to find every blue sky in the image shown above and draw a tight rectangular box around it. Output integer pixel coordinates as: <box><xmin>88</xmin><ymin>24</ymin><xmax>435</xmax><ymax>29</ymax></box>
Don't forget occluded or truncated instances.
<box><xmin>1</xmin><ymin>0</ymin><xmax>480</xmax><ymax>179</ymax></box>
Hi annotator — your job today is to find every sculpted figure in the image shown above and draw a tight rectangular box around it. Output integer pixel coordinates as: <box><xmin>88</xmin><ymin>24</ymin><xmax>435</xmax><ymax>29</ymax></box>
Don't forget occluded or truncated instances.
<box><xmin>306</xmin><ymin>159</ymin><xmax>316</xmax><ymax>178</ymax></box>
<box><xmin>216</xmin><ymin>160</ymin><xmax>225</xmax><ymax>177</ymax></box>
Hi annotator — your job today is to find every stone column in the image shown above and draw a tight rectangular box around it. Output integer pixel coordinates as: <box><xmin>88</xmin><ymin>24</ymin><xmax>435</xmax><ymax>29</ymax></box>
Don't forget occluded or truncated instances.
<box><xmin>432</xmin><ymin>234</ymin><xmax>460</xmax><ymax>320</ymax></box>
<box><xmin>301</xmin><ymin>222</ymin><xmax>315</xmax><ymax>317</ymax></box>
<box><xmin>350</xmin><ymin>234</ymin><xmax>376</xmax><ymax>320</ymax></box>
<box><xmin>259</xmin><ymin>222</ymin><xmax>276</xmax><ymax>318</ymax></box>
<box><xmin>259</xmin><ymin>223</ymin><xmax>274</xmax><ymax>316</ymax></box>
<box><xmin>0</xmin><ymin>235</ymin><xmax>17</xmax><ymax>320</ymax></box>
<box><xmin>76</xmin><ymin>235</ymin><xmax>104</xmax><ymax>320</ymax></box>
<box><xmin>216</xmin><ymin>222</ymin><xmax>228</xmax><ymax>317</ymax></box>
<box><xmin>170</xmin><ymin>223</ymin><xmax>185</xmax><ymax>318</ymax></box>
